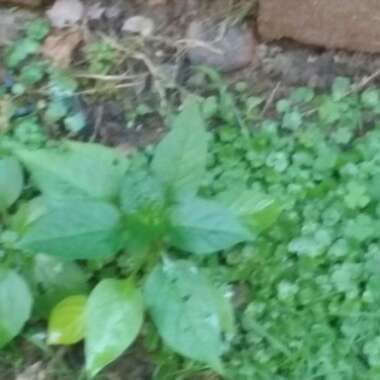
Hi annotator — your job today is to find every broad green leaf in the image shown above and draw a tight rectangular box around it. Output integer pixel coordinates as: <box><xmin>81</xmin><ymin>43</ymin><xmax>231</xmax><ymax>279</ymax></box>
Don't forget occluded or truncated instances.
<box><xmin>19</xmin><ymin>199</ymin><xmax>122</xmax><ymax>260</ymax></box>
<box><xmin>0</xmin><ymin>157</ymin><xmax>23</xmax><ymax>211</ymax></box>
<box><xmin>144</xmin><ymin>260</ymin><xmax>234</xmax><ymax>372</ymax></box>
<box><xmin>32</xmin><ymin>254</ymin><xmax>88</xmax><ymax>318</ymax></box>
<box><xmin>14</xmin><ymin>141</ymin><xmax>128</xmax><ymax>201</ymax></box>
<box><xmin>0</xmin><ymin>269</ymin><xmax>32</xmax><ymax>348</ymax></box>
<box><xmin>169</xmin><ymin>197</ymin><xmax>252</xmax><ymax>255</ymax></box>
<box><xmin>152</xmin><ymin>100</ymin><xmax>209</xmax><ymax>195</ymax></box>
<box><xmin>11</xmin><ymin>195</ymin><xmax>93</xmax><ymax>236</ymax></box>
<box><xmin>217</xmin><ymin>190</ymin><xmax>281</xmax><ymax>232</ymax></box>
<box><xmin>85</xmin><ymin>279</ymin><xmax>144</xmax><ymax>378</ymax></box>
<box><xmin>48</xmin><ymin>295</ymin><xmax>87</xmax><ymax>345</ymax></box>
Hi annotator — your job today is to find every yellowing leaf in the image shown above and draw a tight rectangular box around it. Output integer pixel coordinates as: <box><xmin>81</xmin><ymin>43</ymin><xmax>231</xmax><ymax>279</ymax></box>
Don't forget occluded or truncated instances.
<box><xmin>48</xmin><ymin>295</ymin><xmax>87</xmax><ymax>345</ymax></box>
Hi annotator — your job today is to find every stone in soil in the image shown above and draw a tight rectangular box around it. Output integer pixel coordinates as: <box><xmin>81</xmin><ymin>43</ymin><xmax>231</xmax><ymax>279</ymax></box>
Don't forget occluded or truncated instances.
<box><xmin>258</xmin><ymin>0</ymin><xmax>380</xmax><ymax>53</ymax></box>
<box><xmin>46</xmin><ymin>0</ymin><xmax>84</xmax><ymax>28</ymax></box>
<box><xmin>122</xmin><ymin>15</ymin><xmax>155</xmax><ymax>37</ymax></box>
<box><xmin>186</xmin><ymin>20</ymin><xmax>257</xmax><ymax>73</ymax></box>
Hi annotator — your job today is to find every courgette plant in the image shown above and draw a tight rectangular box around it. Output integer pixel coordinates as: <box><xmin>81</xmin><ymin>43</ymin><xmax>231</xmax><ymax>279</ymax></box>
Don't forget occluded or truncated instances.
<box><xmin>0</xmin><ymin>99</ymin><xmax>253</xmax><ymax>378</ymax></box>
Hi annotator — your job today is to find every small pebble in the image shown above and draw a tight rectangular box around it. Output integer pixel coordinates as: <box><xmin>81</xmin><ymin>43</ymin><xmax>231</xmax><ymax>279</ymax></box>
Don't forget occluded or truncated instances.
<box><xmin>122</xmin><ymin>16</ymin><xmax>155</xmax><ymax>37</ymax></box>
<box><xmin>186</xmin><ymin>20</ymin><xmax>257</xmax><ymax>72</ymax></box>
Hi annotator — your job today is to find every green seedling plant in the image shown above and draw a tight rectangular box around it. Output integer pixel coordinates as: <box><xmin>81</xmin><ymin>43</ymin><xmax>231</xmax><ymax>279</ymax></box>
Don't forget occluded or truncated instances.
<box><xmin>0</xmin><ymin>99</ymin><xmax>253</xmax><ymax>378</ymax></box>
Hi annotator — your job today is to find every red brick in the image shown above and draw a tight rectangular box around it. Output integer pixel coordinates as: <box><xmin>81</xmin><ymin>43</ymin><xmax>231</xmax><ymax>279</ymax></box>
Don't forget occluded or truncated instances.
<box><xmin>258</xmin><ymin>0</ymin><xmax>380</xmax><ymax>53</ymax></box>
<box><xmin>0</xmin><ymin>0</ymin><xmax>43</xmax><ymax>6</ymax></box>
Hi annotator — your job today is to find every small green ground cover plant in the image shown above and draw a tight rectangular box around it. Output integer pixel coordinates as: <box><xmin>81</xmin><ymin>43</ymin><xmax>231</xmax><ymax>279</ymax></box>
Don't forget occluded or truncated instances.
<box><xmin>3</xmin><ymin>18</ymin><xmax>380</xmax><ymax>380</ymax></box>
<box><xmin>204</xmin><ymin>77</ymin><xmax>380</xmax><ymax>380</ymax></box>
